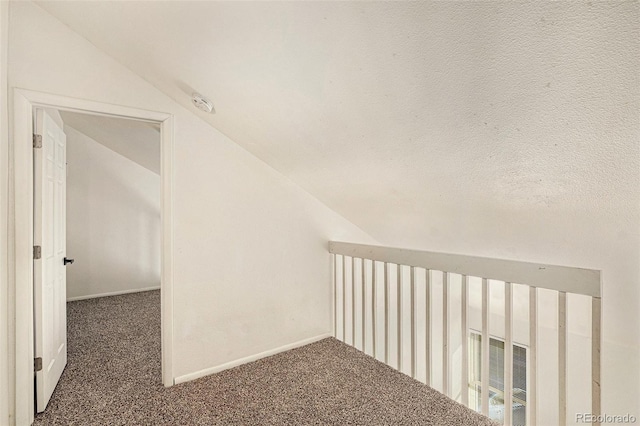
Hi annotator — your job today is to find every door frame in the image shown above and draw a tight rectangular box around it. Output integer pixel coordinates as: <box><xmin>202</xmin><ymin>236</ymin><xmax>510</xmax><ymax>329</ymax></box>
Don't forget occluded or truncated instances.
<box><xmin>12</xmin><ymin>88</ymin><xmax>174</xmax><ymax>425</ymax></box>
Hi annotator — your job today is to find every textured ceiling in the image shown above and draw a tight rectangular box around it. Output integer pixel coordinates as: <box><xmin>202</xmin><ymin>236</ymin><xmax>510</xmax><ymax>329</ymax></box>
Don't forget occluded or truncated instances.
<box><xmin>37</xmin><ymin>1</ymin><xmax>639</xmax><ymax>252</ymax></box>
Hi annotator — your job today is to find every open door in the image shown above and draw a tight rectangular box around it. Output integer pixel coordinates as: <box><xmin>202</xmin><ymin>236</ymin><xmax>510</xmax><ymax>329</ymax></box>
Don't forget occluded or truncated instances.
<box><xmin>33</xmin><ymin>108</ymin><xmax>68</xmax><ymax>412</ymax></box>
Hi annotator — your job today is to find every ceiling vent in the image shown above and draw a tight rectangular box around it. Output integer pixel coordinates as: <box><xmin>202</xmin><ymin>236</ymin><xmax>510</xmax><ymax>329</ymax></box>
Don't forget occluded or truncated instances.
<box><xmin>191</xmin><ymin>93</ymin><xmax>215</xmax><ymax>113</ymax></box>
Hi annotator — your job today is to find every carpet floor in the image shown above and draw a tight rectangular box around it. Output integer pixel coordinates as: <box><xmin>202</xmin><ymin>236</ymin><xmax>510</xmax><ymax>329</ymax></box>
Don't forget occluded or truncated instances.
<box><xmin>34</xmin><ymin>290</ymin><xmax>496</xmax><ymax>425</ymax></box>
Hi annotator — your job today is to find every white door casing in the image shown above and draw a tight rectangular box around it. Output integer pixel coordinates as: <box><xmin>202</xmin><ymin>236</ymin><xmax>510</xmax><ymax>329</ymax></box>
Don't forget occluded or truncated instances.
<box><xmin>13</xmin><ymin>89</ymin><xmax>173</xmax><ymax>426</ymax></box>
<box><xmin>33</xmin><ymin>108</ymin><xmax>67</xmax><ymax>412</ymax></box>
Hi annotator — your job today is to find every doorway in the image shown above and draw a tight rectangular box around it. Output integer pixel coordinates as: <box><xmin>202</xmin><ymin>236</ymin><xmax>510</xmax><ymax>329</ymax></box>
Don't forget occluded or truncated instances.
<box><xmin>33</xmin><ymin>107</ymin><xmax>164</xmax><ymax>412</ymax></box>
<box><xmin>12</xmin><ymin>89</ymin><xmax>174</xmax><ymax>425</ymax></box>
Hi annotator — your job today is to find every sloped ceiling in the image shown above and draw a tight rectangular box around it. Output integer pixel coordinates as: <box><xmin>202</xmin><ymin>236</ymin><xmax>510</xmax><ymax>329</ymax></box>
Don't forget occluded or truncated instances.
<box><xmin>60</xmin><ymin>111</ymin><xmax>160</xmax><ymax>174</ymax></box>
<box><xmin>37</xmin><ymin>1</ymin><xmax>638</xmax><ymax>252</ymax></box>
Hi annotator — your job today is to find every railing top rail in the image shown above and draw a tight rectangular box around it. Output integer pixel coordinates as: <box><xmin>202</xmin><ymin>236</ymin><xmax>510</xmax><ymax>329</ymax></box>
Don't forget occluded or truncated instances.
<box><xmin>329</xmin><ymin>241</ymin><xmax>601</xmax><ymax>298</ymax></box>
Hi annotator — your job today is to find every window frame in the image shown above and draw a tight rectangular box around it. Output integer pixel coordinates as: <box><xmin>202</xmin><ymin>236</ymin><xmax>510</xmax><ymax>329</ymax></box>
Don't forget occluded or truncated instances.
<box><xmin>467</xmin><ymin>330</ymin><xmax>529</xmax><ymax>416</ymax></box>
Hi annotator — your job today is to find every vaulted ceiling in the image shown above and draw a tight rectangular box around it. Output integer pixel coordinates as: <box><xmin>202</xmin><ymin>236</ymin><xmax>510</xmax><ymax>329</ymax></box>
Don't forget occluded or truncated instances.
<box><xmin>61</xmin><ymin>111</ymin><xmax>160</xmax><ymax>174</ymax></box>
<box><xmin>37</xmin><ymin>1</ymin><xmax>638</xmax><ymax>252</ymax></box>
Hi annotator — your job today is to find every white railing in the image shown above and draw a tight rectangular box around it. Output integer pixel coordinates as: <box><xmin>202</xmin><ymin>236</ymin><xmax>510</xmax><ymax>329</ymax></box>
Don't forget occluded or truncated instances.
<box><xmin>329</xmin><ymin>241</ymin><xmax>602</xmax><ymax>426</ymax></box>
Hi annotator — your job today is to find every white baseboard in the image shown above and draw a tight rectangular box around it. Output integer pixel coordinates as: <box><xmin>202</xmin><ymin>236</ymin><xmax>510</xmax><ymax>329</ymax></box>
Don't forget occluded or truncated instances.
<box><xmin>174</xmin><ymin>333</ymin><xmax>332</xmax><ymax>385</ymax></box>
<box><xmin>66</xmin><ymin>286</ymin><xmax>160</xmax><ymax>302</ymax></box>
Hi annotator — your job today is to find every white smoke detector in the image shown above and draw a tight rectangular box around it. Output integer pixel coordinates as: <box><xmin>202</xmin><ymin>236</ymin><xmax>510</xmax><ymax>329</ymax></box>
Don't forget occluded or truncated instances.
<box><xmin>191</xmin><ymin>93</ymin><xmax>215</xmax><ymax>113</ymax></box>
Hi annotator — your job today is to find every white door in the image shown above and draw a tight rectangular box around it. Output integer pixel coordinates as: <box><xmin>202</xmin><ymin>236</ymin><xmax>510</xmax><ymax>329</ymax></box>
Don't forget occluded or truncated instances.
<box><xmin>33</xmin><ymin>108</ymin><xmax>68</xmax><ymax>412</ymax></box>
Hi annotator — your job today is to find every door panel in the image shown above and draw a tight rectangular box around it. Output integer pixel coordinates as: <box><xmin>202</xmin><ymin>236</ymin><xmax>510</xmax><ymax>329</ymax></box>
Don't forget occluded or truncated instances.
<box><xmin>34</xmin><ymin>108</ymin><xmax>67</xmax><ymax>412</ymax></box>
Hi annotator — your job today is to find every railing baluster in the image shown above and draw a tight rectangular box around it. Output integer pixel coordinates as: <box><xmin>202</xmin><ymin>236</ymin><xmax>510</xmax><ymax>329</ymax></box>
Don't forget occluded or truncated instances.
<box><xmin>505</xmin><ymin>282</ymin><xmax>513</xmax><ymax>426</ymax></box>
<box><xmin>397</xmin><ymin>264</ymin><xmax>403</xmax><ymax>372</ymax></box>
<box><xmin>352</xmin><ymin>256</ymin><xmax>356</xmax><ymax>347</ymax></box>
<box><xmin>530</xmin><ymin>287</ymin><xmax>538</xmax><ymax>426</ymax></box>
<box><xmin>461</xmin><ymin>275</ymin><xmax>469</xmax><ymax>406</ymax></box>
<box><xmin>559</xmin><ymin>291</ymin><xmax>567</xmax><ymax>426</ymax></box>
<box><xmin>410</xmin><ymin>266</ymin><xmax>416</xmax><ymax>378</ymax></box>
<box><xmin>443</xmin><ymin>272</ymin><xmax>449</xmax><ymax>396</ymax></box>
<box><xmin>333</xmin><ymin>254</ymin><xmax>337</xmax><ymax>338</ymax></box>
<box><xmin>372</xmin><ymin>260</ymin><xmax>377</xmax><ymax>359</ymax></box>
<box><xmin>592</xmin><ymin>297</ymin><xmax>601</xmax><ymax>426</ymax></box>
<box><xmin>481</xmin><ymin>278</ymin><xmax>490</xmax><ymax>416</ymax></box>
<box><xmin>425</xmin><ymin>269</ymin><xmax>431</xmax><ymax>386</ymax></box>
<box><xmin>362</xmin><ymin>258</ymin><xmax>366</xmax><ymax>352</ymax></box>
<box><xmin>384</xmin><ymin>262</ymin><xmax>389</xmax><ymax>364</ymax></box>
<box><xmin>342</xmin><ymin>255</ymin><xmax>347</xmax><ymax>343</ymax></box>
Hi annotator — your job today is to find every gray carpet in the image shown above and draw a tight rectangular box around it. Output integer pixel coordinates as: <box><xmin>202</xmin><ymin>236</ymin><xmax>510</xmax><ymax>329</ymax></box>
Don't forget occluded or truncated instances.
<box><xmin>34</xmin><ymin>290</ymin><xmax>496</xmax><ymax>425</ymax></box>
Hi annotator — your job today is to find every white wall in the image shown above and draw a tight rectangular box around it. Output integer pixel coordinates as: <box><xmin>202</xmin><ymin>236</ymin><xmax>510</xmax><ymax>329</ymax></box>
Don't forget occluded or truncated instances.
<box><xmin>65</xmin><ymin>125</ymin><xmax>161</xmax><ymax>301</ymax></box>
<box><xmin>5</xmin><ymin>2</ymin><xmax>376</xmax><ymax>424</ymax></box>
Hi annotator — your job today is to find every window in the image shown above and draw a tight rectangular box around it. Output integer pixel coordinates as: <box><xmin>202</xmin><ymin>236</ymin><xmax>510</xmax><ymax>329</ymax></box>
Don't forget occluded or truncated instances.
<box><xmin>469</xmin><ymin>331</ymin><xmax>527</xmax><ymax>426</ymax></box>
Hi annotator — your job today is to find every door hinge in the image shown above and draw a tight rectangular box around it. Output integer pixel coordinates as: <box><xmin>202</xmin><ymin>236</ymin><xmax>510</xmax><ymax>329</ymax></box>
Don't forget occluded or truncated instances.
<box><xmin>33</xmin><ymin>245</ymin><xmax>41</xmax><ymax>260</ymax></box>
<box><xmin>33</xmin><ymin>134</ymin><xmax>42</xmax><ymax>149</ymax></box>
<box><xmin>34</xmin><ymin>357</ymin><xmax>42</xmax><ymax>372</ymax></box>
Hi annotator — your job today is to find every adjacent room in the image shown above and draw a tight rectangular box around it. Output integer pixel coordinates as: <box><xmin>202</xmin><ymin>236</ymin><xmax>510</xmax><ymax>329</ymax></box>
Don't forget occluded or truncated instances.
<box><xmin>62</xmin><ymin>111</ymin><xmax>161</xmax><ymax>303</ymax></box>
